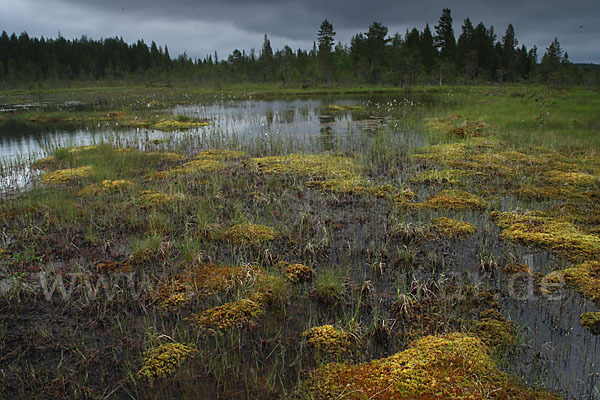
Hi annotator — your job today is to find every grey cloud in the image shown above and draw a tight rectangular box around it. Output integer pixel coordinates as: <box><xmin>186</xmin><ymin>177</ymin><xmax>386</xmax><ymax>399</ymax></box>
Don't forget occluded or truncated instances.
<box><xmin>1</xmin><ymin>0</ymin><xmax>598</xmax><ymax>62</ymax></box>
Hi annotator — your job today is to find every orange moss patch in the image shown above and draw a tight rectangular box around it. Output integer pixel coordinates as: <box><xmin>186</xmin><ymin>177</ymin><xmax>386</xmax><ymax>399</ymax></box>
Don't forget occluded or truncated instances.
<box><xmin>158</xmin><ymin>264</ymin><xmax>262</xmax><ymax>307</ymax></box>
<box><xmin>96</xmin><ymin>261</ymin><xmax>131</xmax><ymax>274</ymax></box>
<box><xmin>284</xmin><ymin>263</ymin><xmax>313</xmax><ymax>283</ymax></box>
<box><xmin>307</xmin><ymin>333</ymin><xmax>558</xmax><ymax>400</ymax></box>
<box><xmin>192</xmin><ymin>298</ymin><xmax>264</xmax><ymax>333</ymax></box>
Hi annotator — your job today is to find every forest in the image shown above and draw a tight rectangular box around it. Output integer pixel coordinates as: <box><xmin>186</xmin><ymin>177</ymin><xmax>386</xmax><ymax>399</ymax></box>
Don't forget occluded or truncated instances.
<box><xmin>1</xmin><ymin>9</ymin><xmax>598</xmax><ymax>88</ymax></box>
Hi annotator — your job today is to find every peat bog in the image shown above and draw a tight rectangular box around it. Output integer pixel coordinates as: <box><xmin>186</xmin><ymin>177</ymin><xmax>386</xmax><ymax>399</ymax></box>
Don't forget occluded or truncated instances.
<box><xmin>0</xmin><ymin>85</ymin><xmax>599</xmax><ymax>399</ymax></box>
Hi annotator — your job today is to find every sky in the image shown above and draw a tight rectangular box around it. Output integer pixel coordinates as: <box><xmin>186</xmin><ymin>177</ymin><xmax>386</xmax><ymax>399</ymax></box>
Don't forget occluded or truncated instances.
<box><xmin>1</xmin><ymin>0</ymin><xmax>598</xmax><ymax>63</ymax></box>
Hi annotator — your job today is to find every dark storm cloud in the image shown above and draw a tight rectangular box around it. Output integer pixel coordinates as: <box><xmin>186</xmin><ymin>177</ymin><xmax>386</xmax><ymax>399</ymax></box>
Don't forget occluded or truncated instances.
<box><xmin>1</xmin><ymin>0</ymin><xmax>598</xmax><ymax>62</ymax></box>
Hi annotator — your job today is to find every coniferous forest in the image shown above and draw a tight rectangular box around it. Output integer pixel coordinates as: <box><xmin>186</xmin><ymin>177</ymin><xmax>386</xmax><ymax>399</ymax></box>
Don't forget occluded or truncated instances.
<box><xmin>1</xmin><ymin>9</ymin><xmax>598</xmax><ymax>88</ymax></box>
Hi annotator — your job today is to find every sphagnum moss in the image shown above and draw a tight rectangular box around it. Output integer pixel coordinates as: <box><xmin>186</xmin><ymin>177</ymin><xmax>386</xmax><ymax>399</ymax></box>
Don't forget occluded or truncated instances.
<box><xmin>562</xmin><ymin>261</ymin><xmax>600</xmax><ymax>304</ymax></box>
<box><xmin>432</xmin><ymin>217</ymin><xmax>476</xmax><ymax>238</ymax></box>
<box><xmin>147</xmin><ymin>159</ymin><xmax>227</xmax><ymax>180</ymax></box>
<box><xmin>250</xmin><ymin>153</ymin><xmax>362</xmax><ymax>179</ymax></box>
<box><xmin>579</xmin><ymin>312</ymin><xmax>600</xmax><ymax>335</ymax></box>
<box><xmin>138</xmin><ymin>190</ymin><xmax>185</xmax><ymax>207</ymax></box>
<box><xmin>220</xmin><ymin>223</ymin><xmax>278</xmax><ymax>244</ymax></box>
<box><xmin>41</xmin><ymin>165</ymin><xmax>94</xmax><ymax>184</ymax></box>
<box><xmin>158</xmin><ymin>264</ymin><xmax>263</xmax><ymax>307</ymax></box>
<box><xmin>302</xmin><ymin>325</ymin><xmax>352</xmax><ymax>358</ymax></box>
<box><xmin>152</xmin><ymin>119</ymin><xmax>211</xmax><ymax>131</ymax></box>
<box><xmin>192</xmin><ymin>298</ymin><xmax>264</xmax><ymax>333</ymax></box>
<box><xmin>490</xmin><ymin>212</ymin><xmax>600</xmax><ymax>261</ymax></box>
<box><xmin>137</xmin><ymin>343</ymin><xmax>196</xmax><ymax>382</ymax></box>
<box><xmin>284</xmin><ymin>263</ymin><xmax>313</xmax><ymax>283</ymax></box>
<box><xmin>307</xmin><ymin>333</ymin><xmax>559</xmax><ymax>400</ymax></box>
<box><xmin>77</xmin><ymin>179</ymin><xmax>134</xmax><ymax>197</ymax></box>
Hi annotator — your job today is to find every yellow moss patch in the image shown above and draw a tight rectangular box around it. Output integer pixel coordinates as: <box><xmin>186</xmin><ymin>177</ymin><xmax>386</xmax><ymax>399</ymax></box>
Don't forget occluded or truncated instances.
<box><xmin>404</xmin><ymin>190</ymin><xmax>488</xmax><ymax>210</ymax></box>
<box><xmin>137</xmin><ymin>342</ymin><xmax>196</xmax><ymax>382</ymax></box>
<box><xmin>153</xmin><ymin>119</ymin><xmax>211</xmax><ymax>131</ymax></box>
<box><xmin>499</xmin><ymin>150</ymin><xmax>545</xmax><ymax>165</ymax></box>
<box><xmin>326</xmin><ymin>104</ymin><xmax>364</xmax><ymax>112</ymax></box>
<box><xmin>196</xmin><ymin>149</ymin><xmax>246</xmax><ymax>160</ymax></box>
<box><xmin>306</xmin><ymin>178</ymin><xmax>368</xmax><ymax>194</ymax></box>
<box><xmin>562</xmin><ymin>261</ymin><xmax>600</xmax><ymax>304</ymax></box>
<box><xmin>138</xmin><ymin>190</ymin><xmax>184</xmax><ymax>207</ymax></box>
<box><xmin>474</xmin><ymin>314</ymin><xmax>516</xmax><ymax>351</ymax></box>
<box><xmin>307</xmin><ymin>333</ymin><xmax>558</xmax><ymax>400</ymax></box>
<box><xmin>251</xmin><ymin>154</ymin><xmax>361</xmax><ymax>180</ymax></box>
<box><xmin>147</xmin><ymin>159</ymin><xmax>227</xmax><ymax>180</ymax></box>
<box><xmin>546</xmin><ymin>170</ymin><xmax>599</xmax><ymax>186</ymax></box>
<box><xmin>146</xmin><ymin>152</ymin><xmax>187</xmax><ymax>162</ymax></box>
<box><xmin>579</xmin><ymin>312</ymin><xmax>600</xmax><ymax>335</ymax></box>
<box><xmin>221</xmin><ymin>223</ymin><xmax>277</xmax><ymax>244</ymax></box>
<box><xmin>306</xmin><ymin>179</ymin><xmax>396</xmax><ymax>198</ymax></box>
<box><xmin>41</xmin><ymin>165</ymin><xmax>94</xmax><ymax>184</ymax></box>
<box><xmin>284</xmin><ymin>263</ymin><xmax>313</xmax><ymax>283</ymax></box>
<box><xmin>192</xmin><ymin>298</ymin><xmax>264</xmax><ymax>332</ymax></box>
<box><xmin>490</xmin><ymin>212</ymin><xmax>600</xmax><ymax>261</ymax></box>
<box><xmin>411</xmin><ymin>142</ymin><xmax>469</xmax><ymax>163</ymax></box>
<box><xmin>77</xmin><ymin>179</ymin><xmax>134</xmax><ymax>197</ymax></box>
<box><xmin>432</xmin><ymin>217</ymin><xmax>476</xmax><ymax>238</ymax></box>
<box><xmin>302</xmin><ymin>325</ymin><xmax>352</xmax><ymax>358</ymax></box>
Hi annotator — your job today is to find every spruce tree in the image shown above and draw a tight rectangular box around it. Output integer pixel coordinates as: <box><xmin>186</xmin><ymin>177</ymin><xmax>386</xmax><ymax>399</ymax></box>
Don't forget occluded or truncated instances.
<box><xmin>317</xmin><ymin>19</ymin><xmax>335</xmax><ymax>83</ymax></box>
<box><xmin>434</xmin><ymin>8</ymin><xmax>456</xmax><ymax>62</ymax></box>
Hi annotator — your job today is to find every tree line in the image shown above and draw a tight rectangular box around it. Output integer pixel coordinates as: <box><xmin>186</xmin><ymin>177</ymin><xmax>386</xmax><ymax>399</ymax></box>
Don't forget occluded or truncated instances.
<box><xmin>1</xmin><ymin>9</ymin><xmax>598</xmax><ymax>87</ymax></box>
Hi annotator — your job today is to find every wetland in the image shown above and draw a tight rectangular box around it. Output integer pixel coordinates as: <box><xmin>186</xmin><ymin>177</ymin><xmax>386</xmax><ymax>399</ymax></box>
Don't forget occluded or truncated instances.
<box><xmin>0</xmin><ymin>85</ymin><xmax>599</xmax><ymax>399</ymax></box>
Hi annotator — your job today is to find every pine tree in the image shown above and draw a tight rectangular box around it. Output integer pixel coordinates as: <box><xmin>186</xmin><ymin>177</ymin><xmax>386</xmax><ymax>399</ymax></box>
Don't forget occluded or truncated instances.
<box><xmin>317</xmin><ymin>19</ymin><xmax>335</xmax><ymax>84</ymax></box>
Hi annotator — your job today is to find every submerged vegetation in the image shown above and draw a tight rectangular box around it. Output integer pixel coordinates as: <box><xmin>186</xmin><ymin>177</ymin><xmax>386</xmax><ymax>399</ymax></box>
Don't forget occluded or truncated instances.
<box><xmin>0</xmin><ymin>85</ymin><xmax>599</xmax><ymax>399</ymax></box>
